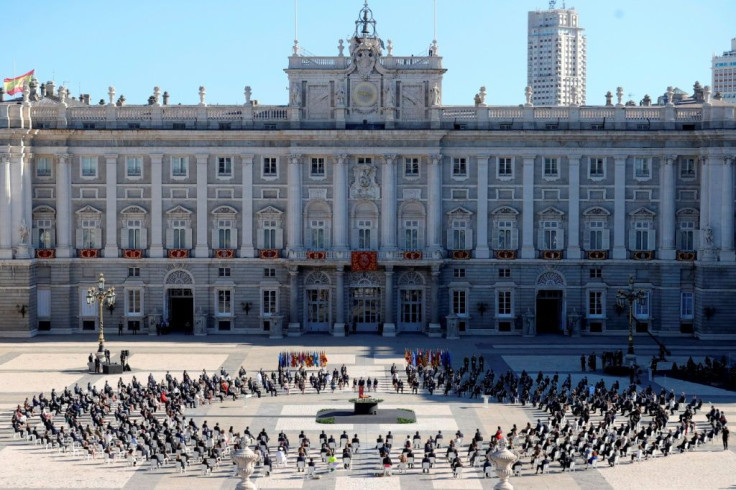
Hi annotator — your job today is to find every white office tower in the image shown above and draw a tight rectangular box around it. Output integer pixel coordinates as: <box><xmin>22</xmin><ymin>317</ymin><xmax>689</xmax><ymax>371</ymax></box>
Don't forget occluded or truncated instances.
<box><xmin>712</xmin><ymin>38</ymin><xmax>736</xmax><ymax>102</ymax></box>
<box><xmin>527</xmin><ymin>6</ymin><xmax>586</xmax><ymax>106</ymax></box>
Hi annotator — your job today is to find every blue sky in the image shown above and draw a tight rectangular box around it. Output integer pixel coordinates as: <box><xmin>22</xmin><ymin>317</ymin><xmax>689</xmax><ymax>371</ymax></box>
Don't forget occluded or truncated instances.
<box><xmin>3</xmin><ymin>0</ymin><xmax>734</xmax><ymax>106</ymax></box>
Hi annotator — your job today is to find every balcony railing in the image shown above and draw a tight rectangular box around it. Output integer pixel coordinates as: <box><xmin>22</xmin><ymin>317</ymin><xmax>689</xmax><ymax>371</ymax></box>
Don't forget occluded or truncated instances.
<box><xmin>585</xmin><ymin>250</ymin><xmax>608</xmax><ymax>260</ymax></box>
<box><xmin>676</xmin><ymin>250</ymin><xmax>697</xmax><ymax>261</ymax></box>
<box><xmin>449</xmin><ymin>250</ymin><xmax>471</xmax><ymax>260</ymax></box>
<box><xmin>35</xmin><ymin>249</ymin><xmax>55</xmax><ymax>259</ymax></box>
<box><xmin>77</xmin><ymin>248</ymin><xmax>100</xmax><ymax>259</ymax></box>
<box><xmin>259</xmin><ymin>249</ymin><xmax>281</xmax><ymax>259</ymax></box>
<box><xmin>494</xmin><ymin>249</ymin><xmax>517</xmax><ymax>260</ymax></box>
<box><xmin>540</xmin><ymin>250</ymin><xmax>563</xmax><ymax>260</ymax></box>
<box><xmin>122</xmin><ymin>249</ymin><xmax>144</xmax><ymax>259</ymax></box>
<box><xmin>213</xmin><ymin>249</ymin><xmax>235</xmax><ymax>259</ymax></box>
<box><xmin>167</xmin><ymin>249</ymin><xmax>190</xmax><ymax>259</ymax></box>
<box><xmin>631</xmin><ymin>250</ymin><xmax>655</xmax><ymax>260</ymax></box>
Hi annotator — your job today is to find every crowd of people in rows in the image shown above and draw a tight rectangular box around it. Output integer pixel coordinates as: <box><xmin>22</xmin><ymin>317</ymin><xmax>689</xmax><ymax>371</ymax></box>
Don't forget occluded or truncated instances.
<box><xmin>8</xmin><ymin>356</ymin><xmax>730</xmax><ymax>480</ymax></box>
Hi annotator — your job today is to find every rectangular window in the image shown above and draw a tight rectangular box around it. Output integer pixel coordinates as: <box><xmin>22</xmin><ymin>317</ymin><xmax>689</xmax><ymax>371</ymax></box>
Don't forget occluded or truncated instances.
<box><xmin>542</xmin><ymin>221</ymin><xmax>559</xmax><ymax>249</ymax></box>
<box><xmin>589</xmin><ymin>267</ymin><xmax>602</xmax><ymax>279</ymax></box>
<box><xmin>127</xmin><ymin>289</ymin><xmax>141</xmax><ymax>315</ymax></box>
<box><xmin>36</xmin><ymin>157</ymin><xmax>51</xmax><ymax>177</ymax></box>
<box><xmin>217</xmin><ymin>290</ymin><xmax>232</xmax><ymax>316</ymax></box>
<box><xmin>310</xmin><ymin>220</ymin><xmax>326</xmax><ymax>249</ymax></box>
<box><xmin>404</xmin><ymin>157</ymin><xmax>419</xmax><ymax>177</ymax></box>
<box><xmin>634</xmin><ymin>221</ymin><xmax>651</xmax><ymax>250</ymax></box>
<box><xmin>218</xmin><ymin>228</ymin><xmax>232</xmax><ymax>249</ymax></box>
<box><xmin>498</xmin><ymin>268</ymin><xmax>511</xmax><ymax>278</ymax></box>
<box><xmin>264</xmin><ymin>268</ymin><xmax>276</xmax><ymax>277</ymax></box>
<box><xmin>263</xmin><ymin>220</ymin><xmax>277</xmax><ymax>249</ymax></box>
<box><xmin>171</xmin><ymin>157</ymin><xmax>188</xmax><ymax>177</ymax></box>
<box><xmin>358</xmin><ymin>220</ymin><xmax>372</xmax><ymax>249</ymax></box>
<box><xmin>127</xmin><ymin>219</ymin><xmax>141</xmax><ymax>249</ymax></box>
<box><xmin>81</xmin><ymin>219</ymin><xmax>98</xmax><ymax>248</ymax></box>
<box><xmin>128</xmin><ymin>267</ymin><xmax>140</xmax><ymax>277</ymax></box>
<box><xmin>680</xmin><ymin>158</ymin><xmax>696</xmax><ymax>179</ymax></box>
<box><xmin>451</xmin><ymin>189</ymin><xmax>469</xmax><ymax>200</ymax></box>
<box><xmin>634</xmin><ymin>157</ymin><xmax>651</xmax><ymax>179</ymax></box>
<box><xmin>634</xmin><ymin>291</ymin><xmax>650</xmax><ymax>318</ymax></box>
<box><xmin>588</xmin><ymin>291</ymin><xmax>604</xmax><ymax>317</ymax></box>
<box><xmin>126</xmin><ymin>157</ymin><xmax>143</xmax><ymax>178</ymax></box>
<box><xmin>543</xmin><ymin>157</ymin><xmax>558</xmax><ymax>178</ymax></box>
<box><xmin>262</xmin><ymin>289</ymin><xmax>277</xmax><ymax>315</ymax></box>
<box><xmin>679</xmin><ymin>221</ymin><xmax>695</xmax><ymax>251</ymax></box>
<box><xmin>310</xmin><ymin>158</ymin><xmax>325</xmax><ymax>178</ymax></box>
<box><xmin>497</xmin><ymin>157</ymin><xmax>514</xmax><ymax>178</ymax></box>
<box><xmin>36</xmin><ymin>219</ymin><xmax>54</xmax><ymax>249</ymax></box>
<box><xmin>81</xmin><ymin>157</ymin><xmax>97</xmax><ymax>178</ymax></box>
<box><xmin>497</xmin><ymin>220</ymin><xmax>514</xmax><ymax>249</ymax></box>
<box><xmin>589</xmin><ymin>220</ymin><xmax>604</xmax><ymax>250</ymax></box>
<box><xmin>172</xmin><ymin>219</ymin><xmax>187</xmax><ymax>249</ymax></box>
<box><xmin>452</xmin><ymin>220</ymin><xmax>467</xmax><ymax>250</ymax></box>
<box><xmin>452</xmin><ymin>158</ymin><xmax>467</xmax><ymax>178</ymax></box>
<box><xmin>680</xmin><ymin>292</ymin><xmax>694</xmax><ymax>319</ymax></box>
<box><xmin>357</xmin><ymin>157</ymin><xmax>372</xmax><ymax>165</ymax></box>
<box><xmin>497</xmin><ymin>290</ymin><xmax>512</xmax><ymax>316</ymax></box>
<box><xmin>453</xmin><ymin>268</ymin><xmax>466</xmax><ymax>279</ymax></box>
<box><xmin>589</xmin><ymin>157</ymin><xmax>605</xmax><ymax>179</ymax></box>
<box><xmin>404</xmin><ymin>220</ymin><xmax>419</xmax><ymax>250</ymax></box>
<box><xmin>262</xmin><ymin>157</ymin><xmax>278</xmax><ymax>177</ymax></box>
<box><xmin>452</xmin><ymin>290</ymin><xmax>467</xmax><ymax>315</ymax></box>
<box><xmin>218</xmin><ymin>157</ymin><xmax>233</xmax><ymax>177</ymax></box>
<box><xmin>218</xmin><ymin>267</ymin><xmax>231</xmax><ymax>277</ymax></box>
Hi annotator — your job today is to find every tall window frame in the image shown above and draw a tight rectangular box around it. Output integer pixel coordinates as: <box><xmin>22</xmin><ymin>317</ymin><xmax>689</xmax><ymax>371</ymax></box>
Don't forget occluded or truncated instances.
<box><xmin>126</xmin><ymin>156</ymin><xmax>143</xmax><ymax>179</ymax></box>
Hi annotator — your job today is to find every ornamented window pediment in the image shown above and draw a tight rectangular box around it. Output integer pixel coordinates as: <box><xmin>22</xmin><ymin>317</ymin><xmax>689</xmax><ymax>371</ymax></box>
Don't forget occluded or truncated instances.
<box><xmin>629</xmin><ymin>207</ymin><xmax>656</xmax><ymax>218</ymax></box>
<box><xmin>398</xmin><ymin>271</ymin><xmax>425</xmax><ymax>286</ymax></box>
<box><xmin>676</xmin><ymin>207</ymin><xmax>699</xmax><ymax>218</ymax></box>
<box><xmin>32</xmin><ymin>205</ymin><xmax>56</xmax><ymax>218</ymax></box>
<box><xmin>536</xmin><ymin>270</ymin><xmax>565</xmax><ymax>287</ymax></box>
<box><xmin>257</xmin><ymin>206</ymin><xmax>284</xmax><ymax>219</ymax></box>
<box><xmin>166</xmin><ymin>205</ymin><xmax>192</xmax><ymax>217</ymax></box>
<box><xmin>165</xmin><ymin>269</ymin><xmax>194</xmax><ymax>285</ymax></box>
<box><xmin>211</xmin><ymin>205</ymin><xmax>238</xmax><ymax>216</ymax></box>
<box><xmin>305</xmin><ymin>272</ymin><xmax>331</xmax><ymax>286</ymax></box>
<box><xmin>305</xmin><ymin>200</ymin><xmax>331</xmax><ymax>218</ymax></box>
<box><xmin>75</xmin><ymin>205</ymin><xmax>102</xmax><ymax>217</ymax></box>
<box><xmin>120</xmin><ymin>205</ymin><xmax>147</xmax><ymax>216</ymax></box>
<box><xmin>399</xmin><ymin>201</ymin><xmax>425</xmax><ymax>217</ymax></box>
<box><xmin>491</xmin><ymin>206</ymin><xmax>519</xmax><ymax>217</ymax></box>
<box><xmin>582</xmin><ymin>206</ymin><xmax>611</xmax><ymax>217</ymax></box>
<box><xmin>537</xmin><ymin>206</ymin><xmax>565</xmax><ymax>218</ymax></box>
<box><xmin>446</xmin><ymin>206</ymin><xmax>474</xmax><ymax>218</ymax></box>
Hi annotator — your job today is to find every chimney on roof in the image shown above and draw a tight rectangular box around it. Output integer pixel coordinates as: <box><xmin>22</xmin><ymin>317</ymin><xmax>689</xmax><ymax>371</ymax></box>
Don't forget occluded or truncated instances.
<box><xmin>46</xmin><ymin>81</ymin><xmax>55</xmax><ymax>97</ymax></box>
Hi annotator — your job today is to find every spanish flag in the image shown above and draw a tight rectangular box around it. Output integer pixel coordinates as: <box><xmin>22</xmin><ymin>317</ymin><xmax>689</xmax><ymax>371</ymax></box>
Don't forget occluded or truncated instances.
<box><xmin>3</xmin><ymin>69</ymin><xmax>35</xmax><ymax>96</ymax></box>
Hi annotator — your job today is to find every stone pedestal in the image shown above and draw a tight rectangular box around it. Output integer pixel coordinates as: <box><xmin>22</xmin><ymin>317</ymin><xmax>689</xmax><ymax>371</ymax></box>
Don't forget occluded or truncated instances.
<box><xmin>332</xmin><ymin>323</ymin><xmax>346</xmax><ymax>337</ymax></box>
<box><xmin>147</xmin><ymin>311</ymin><xmax>162</xmax><ymax>336</ymax></box>
<box><xmin>445</xmin><ymin>315</ymin><xmax>459</xmax><ymax>340</ymax></box>
<box><xmin>382</xmin><ymin>323</ymin><xmax>396</xmax><ymax>337</ymax></box>
<box><xmin>522</xmin><ymin>309</ymin><xmax>536</xmax><ymax>337</ymax></box>
<box><xmin>568</xmin><ymin>310</ymin><xmax>581</xmax><ymax>337</ymax></box>
<box><xmin>15</xmin><ymin>244</ymin><xmax>30</xmax><ymax>259</ymax></box>
<box><xmin>194</xmin><ymin>311</ymin><xmax>207</xmax><ymax>336</ymax></box>
<box><xmin>427</xmin><ymin>323</ymin><xmax>442</xmax><ymax>338</ymax></box>
<box><xmin>268</xmin><ymin>315</ymin><xmax>284</xmax><ymax>339</ymax></box>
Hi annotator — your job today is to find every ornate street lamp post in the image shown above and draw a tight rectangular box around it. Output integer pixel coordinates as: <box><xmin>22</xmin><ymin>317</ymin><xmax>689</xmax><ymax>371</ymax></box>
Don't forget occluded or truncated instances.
<box><xmin>86</xmin><ymin>273</ymin><xmax>116</xmax><ymax>357</ymax></box>
<box><xmin>616</xmin><ymin>276</ymin><xmax>647</xmax><ymax>362</ymax></box>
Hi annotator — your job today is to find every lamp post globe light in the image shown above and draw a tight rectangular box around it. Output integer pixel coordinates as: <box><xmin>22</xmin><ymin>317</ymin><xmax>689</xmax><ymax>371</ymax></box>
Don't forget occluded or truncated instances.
<box><xmin>86</xmin><ymin>273</ymin><xmax>116</xmax><ymax>356</ymax></box>
<box><xmin>616</xmin><ymin>275</ymin><xmax>647</xmax><ymax>363</ymax></box>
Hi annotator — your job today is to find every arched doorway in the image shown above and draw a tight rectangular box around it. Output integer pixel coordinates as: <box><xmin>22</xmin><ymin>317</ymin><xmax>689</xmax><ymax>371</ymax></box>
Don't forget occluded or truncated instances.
<box><xmin>164</xmin><ymin>269</ymin><xmax>194</xmax><ymax>333</ymax></box>
<box><xmin>349</xmin><ymin>272</ymin><xmax>382</xmax><ymax>333</ymax></box>
<box><xmin>535</xmin><ymin>270</ymin><xmax>566</xmax><ymax>334</ymax></box>
<box><xmin>398</xmin><ymin>271</ymin><xmax>425</xmax><ymax>332</ymax></box>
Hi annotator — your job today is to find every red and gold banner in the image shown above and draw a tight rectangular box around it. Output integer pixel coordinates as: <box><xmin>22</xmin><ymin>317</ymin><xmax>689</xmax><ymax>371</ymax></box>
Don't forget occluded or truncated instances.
<box><xmin>168</xmin><ymin>249</ymin><xmax>189</xmax><ymax>259</ymax></box>
<box><xmin>78</xmin><ymin>249</ymin><xmax>99</xmax><ymax>259</ymax></box>
<box><xmin>306</xmin><ymin>250</ymin><xmax>326</xmax><ymax>260</ymax></box>
<box><xmin>123</xmin><ymin>249</ymin><xmax>142</xmax><ymax>259</ymax></box>
<box><xmin>351</xmin><ymin>251</ymin><xmax>377</xmax><ymax>271</ymax></box>
<box><xmin>35</xmin><ymin>249</ymin><xmax>55</xmax><ymax>259</ymax></box>
<box><xmin>214</xmin><ymin>249</ymin><xmax>234</xmax><ymax>259</ymax></box>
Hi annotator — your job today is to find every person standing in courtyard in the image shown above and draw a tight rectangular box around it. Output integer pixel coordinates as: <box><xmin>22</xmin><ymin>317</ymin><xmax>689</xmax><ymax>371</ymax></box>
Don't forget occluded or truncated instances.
<box><xmin>580</xmin><ymin>354</ymin><xmax>586</xmax><ymax>371</ymax></box>
<box><xmin>723</xmin><ymin>425</ymin><xmax>730</xmax><ymax>450</ymax></box>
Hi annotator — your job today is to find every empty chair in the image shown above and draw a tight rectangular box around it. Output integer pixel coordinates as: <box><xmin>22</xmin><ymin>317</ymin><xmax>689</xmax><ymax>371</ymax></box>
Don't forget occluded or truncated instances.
<box><xmin>296</xmin><ymin>460</ymin><xmax>305</xmax><ymax>472</ymax></box>
<box><xmin>453</xmin><ymin>466</ymin><xmax>463</xmax><ymax>479</ymax></box>
<box><xmin>422</xmin><ymin>461</ymin><xmax>431</xmax><ymax>473</ymax></box>
<box><xmin>484</xmin><ymin>465</ymin><xmax>494</xmax><ymax>478</ymax></box>
<box><xmin>343</xmin><ymin>457</ymin><xmax>351</xmax><ymax>470</ymax></box>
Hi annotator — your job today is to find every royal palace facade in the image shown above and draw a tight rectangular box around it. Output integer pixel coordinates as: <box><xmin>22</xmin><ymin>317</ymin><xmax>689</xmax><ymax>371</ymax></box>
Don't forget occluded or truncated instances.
<box><xmin>1</xmin><ymin>6</ymin><xmax>735</xmax><ymax>339</ymax></box>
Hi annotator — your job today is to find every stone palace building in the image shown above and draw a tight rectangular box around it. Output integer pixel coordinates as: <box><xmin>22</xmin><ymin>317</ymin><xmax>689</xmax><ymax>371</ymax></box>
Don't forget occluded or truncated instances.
<box><xmin>0</xmin><ymin>4</ymin><xmax>735</xmax><ymax>339</ymax></box>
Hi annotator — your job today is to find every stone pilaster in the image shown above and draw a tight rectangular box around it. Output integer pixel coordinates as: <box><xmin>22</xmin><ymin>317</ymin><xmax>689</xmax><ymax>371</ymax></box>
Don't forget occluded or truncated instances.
<box><xmin>659</xmin><ymin>155</ymin><xmax>677</xmax><ymax>260</ymax></box>
<box><xmin>521</xmin><ymin>156</ymin><xmax>535</xmax><ymax>259</ymax></box>
<box><xmin>240</xmin><ymin>154</ymin><xmax>255</xmax><ymax>258</ymax></box>
<box><xmin>54</xmin><ymin>153</ymin><xmax>72</xmax><ymax>258</ymax></box>
<box><xmin>287</xmin><ymin>154</ymin><xmax>303</xmax><ymax>251</ymax></box>
<box><xmin>382</xmin><ymin>265</ymin><xmax>395</xmax><ymax>336</ymax></box>
<box><xmin>194</xmin><ymin>153</ymin><xmax>209</xmax><ymax>257</ymax></box>
<box><xmin>721</xmin><ymin>157</ymin><xmax>735</xmax><ymax>262</ymax></box>
<box><xmin>0</xmin><ymin>154</ymin><xmax>12</xmax><ymax>258</ymax></box>
<box><xmin>475</xmin><ymin>155</ymin><xmax>490</xmax><ymax>258</ymax></box>
<box><xmin>427</xmin><ymin>154</ymin><xmax>442</xmax><ymax>256</ymax></box>
<box><xmin>103</xmin><ymin>154</ymin><xmax>118</xmax><ymax>258</ymax></box>
<box><xmin>381</xmin><ymin>154</ymin><xmax>397</xmax><ymax>252</ymax></box>
<box><xmin>333</xmin><ymin>154</ymin><xmax>349</xmax><ymax>253</ymax></box>
<box><xmin>567</xmin><ymin>154</ymin><xmax>581</xmax><ymax>259</ymax></box>
<box><xmin>612</xmin><ymin>156</ymin><xmax>627</xmax><ymax>259</ymax></box>
<box><xmin>149</xmin><ymin>153</ymin><xmax>164</xmax><ymax>257</ymax></box>
<box><xmin>288</xmin><ymin>267</ymin><xmax>300</xmax><ymax>331</ymax></box>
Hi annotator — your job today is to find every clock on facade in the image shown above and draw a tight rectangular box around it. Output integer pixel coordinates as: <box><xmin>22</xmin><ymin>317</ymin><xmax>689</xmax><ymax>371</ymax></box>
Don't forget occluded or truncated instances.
<box><xmin>352</xmin><ymin>82</ymin><xmax>378</xmax><ymax>106</ymax></box>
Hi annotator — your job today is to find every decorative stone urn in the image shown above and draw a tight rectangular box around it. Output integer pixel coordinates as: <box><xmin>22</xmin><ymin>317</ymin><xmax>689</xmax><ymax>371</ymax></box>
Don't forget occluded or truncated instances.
<box><xmin>232</xmin><ymin>445</ymin><xmax>259</xmax><ymax>490</ymax></box>
<box><xmin>489</xmin><ymin>437</ymin><xmax>518</xmax><ymax>490</ymax></box>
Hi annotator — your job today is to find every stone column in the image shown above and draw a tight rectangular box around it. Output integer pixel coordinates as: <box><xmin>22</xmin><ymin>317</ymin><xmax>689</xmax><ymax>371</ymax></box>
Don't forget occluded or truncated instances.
<box><xmin>0</xmin><ymin>154</ymin><xmax>11</xmax><ymax>258</ymax></box>
<box><xmin>521</xmin><ymin>156</ymin><xmax>535</xmax><ymax>259</ymax></box>
<box><xmin>104</xmin><ymin>154</ymin><xmax>118</xmax><ymax>257</ymax></box>
<box><xmin>699</xmin><ymin>157</ymin><xmax>713</xmax><ymax>260</ymax></box>
<box><xmin>8</xmin><ymin>150</ymin><xmax>23</xmax><ymax>253</ymax></box>
<box><xmin>21</xmin><ymin>149</ymin><xmax>32</xmax><ymax>249</ymax></box>
<box><xmin>240</xmin><ymin>154</ymin><xmax>255</xmax><ymax>257</ymax></box>
<box><xmin>427</xmin><ymin>154</ymin><xmax>442</xmax><ymax>255</ymax></box>
<box><xmin>566</xmin><ymin>155</ymin><xmax>581</xmax><ymax>259</ymax></box>
<box><xmin>194</xmin><ymin>154</ymin><xmax>209</xmax><ymax>257</ymax></box>
<box><xmin>287</xmin><ymin>154</ymin><xmax>303</xmax><ymax>251</ymax></box>
<box><xmin>149</xmin><ymin>153</ymin><xmax>164</xmax><ymax>257</ymax></box>
<box><xmin>288</xmin><ymin>266</ymin><xmax>300</xmax><ymax>331</ymax></box>
<box><xmin>333</xmin><ymin>154</ymin><xmax>349</xmax><ymax>255</ymax></box>
<box><xmin>659</xmin><ymin>155</ymin><xmax>677</xmax><ymax>260</ymax></box>
<box><xmin>381</xmin><ymin>154</ymin><xmax>397</xmax><ymax>254</ymax></box>
<box><xmin>475</xmin><ymin>155</ymin><xmax>490</xmax><ymax>258</ymax></box>
<box><xmin>382</xmin><ymin>266</ymin><xmax>396</xmax><ymax>336</ymax></box>
<box><xmin>55</xmin><ymin>153</ymin><xmax>72</xmax><ymax>258</ymax></box>
<box><xmin>334</xmin><ymin>265</ymin><xmax>346</xmax><ymax>336</ymax></box>
<box><xmin>612</xmin><ymin>156</ymin><xmax>627</xmax><ymax>259</ymax></box>
<box><xmin>721</xmin><ymin>157</ymin><xmax>735</xmax><ymax>262</ymax></box>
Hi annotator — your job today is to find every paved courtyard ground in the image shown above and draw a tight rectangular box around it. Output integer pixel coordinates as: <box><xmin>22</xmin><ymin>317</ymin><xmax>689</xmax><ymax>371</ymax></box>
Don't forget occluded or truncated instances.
<box><xmin>0</xmin><ymin>333</ymin><xmax>734</xmax><ymax>489</ymax></box>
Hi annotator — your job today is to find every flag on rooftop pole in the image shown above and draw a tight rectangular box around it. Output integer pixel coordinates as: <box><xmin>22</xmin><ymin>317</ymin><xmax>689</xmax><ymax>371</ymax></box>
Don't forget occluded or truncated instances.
<box><xmin>3</xmin><ymin>69</ymin><xmax>35</xmax><ymax>95</ymax></box>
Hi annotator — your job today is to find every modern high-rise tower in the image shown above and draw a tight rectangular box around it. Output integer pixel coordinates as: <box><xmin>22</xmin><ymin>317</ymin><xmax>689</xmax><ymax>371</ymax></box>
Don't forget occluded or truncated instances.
<box><xmin>712</xmin><ymin>38</ymin><xmax>736</xmax><ymax>102</ymax></box>
<box><xmin>527</xmin><ymin>5</ymin><xmax>586</xmax><ymax>106</ymax></box>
